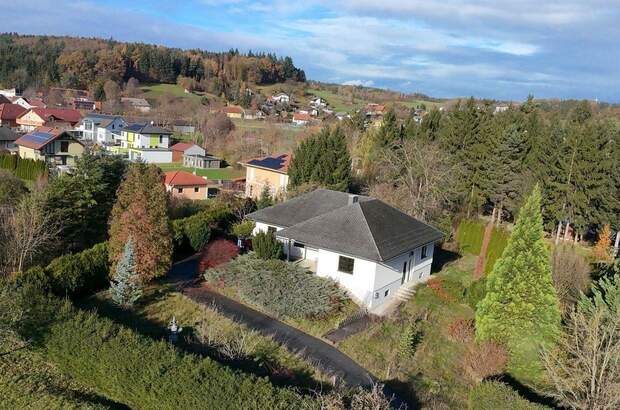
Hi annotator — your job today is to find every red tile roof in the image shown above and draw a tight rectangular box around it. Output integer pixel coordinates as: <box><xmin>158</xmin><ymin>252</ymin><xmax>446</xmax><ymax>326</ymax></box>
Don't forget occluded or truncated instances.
<box><xmin>15</xmin><ymin>126</ymin><xmax>66</xmax><ymax>150</ymax></box>
<box><xmin>25</xmin><ymin>108</ymin><xmax>82</xmax><ymax>124</ymax></box>
<box><xmin>243</xmin><ymin>153</ymin><xmax>291</xmax><ymax>174</ymax></box>
<box><xmin>0</xmin><ymin>103</ymin><xmax>26</xmax><ymax>120</ymax></box>
<box><xmin>293</xmin><ymin>112</ymin><xmax>311</xmax><ymax>121</ymax></box>
<box><xmin>170</xmin><ymin>142</ymin><xmax>195</xmax><ymax>152</ymax></box>
<box><xmin>222</xmin><ymin>106</ymin><xmax>244</xmax><ymax>114</ymax></box>
<box><xmin>164</xmin><ymin>170</ymin><xmax>209</xmax><ymax>187</ymax></box>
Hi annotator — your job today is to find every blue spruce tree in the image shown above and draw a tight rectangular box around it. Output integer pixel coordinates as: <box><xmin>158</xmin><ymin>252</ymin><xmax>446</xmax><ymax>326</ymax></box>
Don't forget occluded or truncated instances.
<box><xmin>110</xmin><ymin>238</ymin><xmax>142</xmax><ymax>307</ymax></box>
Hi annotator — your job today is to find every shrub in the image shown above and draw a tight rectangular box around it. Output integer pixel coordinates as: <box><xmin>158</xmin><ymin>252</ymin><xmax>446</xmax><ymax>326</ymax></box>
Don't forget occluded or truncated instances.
<box><xmin>447</xmin><ymin>318</ymin><xmax>474</xmax><ymax>343</ymax></box>
<box><xmin>427</xmin><ymin>277</ymin><xmax>457</xmax><ymax>302</ymax></box>
<box><xmin>466</xmin><ymin>277</ymin><xmax>488</xmax><ymax>310</ymax></box>
<box><xmin>21</xmin><ymin>243</ymin><xmax>109</xmax><ymax>298</ymax></box>
<box><xmin>468</xmin><ymin>381</ymin><xmax>548</xmax><ymax>410</ymax></box>
<box><xmin>231</xmin><ymin>219</ymin><xmax>255</xmax><ymax>239</ymax></box>
<box><xmin>173</xmin><ymin>204</ymin><xmax>234</xmax><ymax>251</ymax></box>
<box><xmin>398</xmin><ymin>320</ymin><xmax>423</xmax><ymax>359</ymax></box>
<box><xmin>252</xmin><ymin>231</ymin><xmax>283</xmax><ymax>260</ymax></box>
<box><xmin>205</xmin><ymin>254</ymin><xmax>347</xmax><ymax>319</ymax></box>
<box><xmin>0</xmin><ymin>154</ymin><xmax>47</xmax><ymax>180</ymax></box>
<box><xmin>198</xmin><ymin>239</ymin><xmax>239</xmax><ymax>271</ymax></box>
<box><xmin>462</xmin><ymin>341</ymin><xmax>508</xmax><ymax>384</ymax></box>
<box><xmin>31</xmin><ymin>301</ymin><xmax>308</xmax><ymax>409</ymax></box>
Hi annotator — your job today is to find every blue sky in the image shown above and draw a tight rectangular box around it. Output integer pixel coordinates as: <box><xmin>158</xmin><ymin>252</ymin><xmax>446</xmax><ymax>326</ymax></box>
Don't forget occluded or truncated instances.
<box><xmin>1</xmin><ymin>0</ymin><xmax>619</xmax><ymax>102</ymax></box>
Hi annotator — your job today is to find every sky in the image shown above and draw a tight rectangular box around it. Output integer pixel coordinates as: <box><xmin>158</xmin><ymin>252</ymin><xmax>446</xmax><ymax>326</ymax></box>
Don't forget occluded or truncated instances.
<box><xmin>1</xmin><ymin>0</ymin><xmax>619</xmax><ymax>102</ymax></box>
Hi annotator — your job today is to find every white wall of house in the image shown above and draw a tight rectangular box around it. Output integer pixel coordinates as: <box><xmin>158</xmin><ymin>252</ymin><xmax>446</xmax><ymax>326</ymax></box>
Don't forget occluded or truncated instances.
<box><xmin>128</xmin><ymin>149</ymin><xmax>172</xmax><ymax>163</ymax></box>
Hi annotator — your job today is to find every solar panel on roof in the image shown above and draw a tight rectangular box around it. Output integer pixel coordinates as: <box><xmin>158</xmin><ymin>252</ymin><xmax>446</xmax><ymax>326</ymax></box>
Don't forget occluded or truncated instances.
<box><xmin>22</xmin><ymin>132</ymin><xmax>53</xmax><ymax>144</ymax></box>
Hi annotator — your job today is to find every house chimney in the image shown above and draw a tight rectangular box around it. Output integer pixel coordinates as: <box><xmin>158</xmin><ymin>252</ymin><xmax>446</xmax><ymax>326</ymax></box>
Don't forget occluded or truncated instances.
<box><xmin>348</xmin><ymin>194</ymin><xmax>359</xmax><ymax>205</ymax></box>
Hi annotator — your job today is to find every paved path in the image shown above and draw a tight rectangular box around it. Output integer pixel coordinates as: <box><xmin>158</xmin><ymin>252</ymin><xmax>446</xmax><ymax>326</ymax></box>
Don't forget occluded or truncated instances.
<box><xmin>167</xmin><ymin>256</ymin><xmax>410</xmax><ymax>408</ymax></box>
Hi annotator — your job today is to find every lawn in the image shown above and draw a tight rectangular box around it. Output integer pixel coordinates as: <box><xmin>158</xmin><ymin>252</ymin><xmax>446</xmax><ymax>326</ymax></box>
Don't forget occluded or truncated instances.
<box><xmin>155</xmin><ymin>163</ymin><xmax>245</xmax><ymax>180</ymax></box>
<box><xmin>140</xmin><ymin>83</ymin><xmax>218</xmax><ymax>103</ymax></box>
<box><xmin>81</xmin><ymin>284</ymin><xmax>331</xmax><ymax>390</ymax></box>
<box><xmin>306</xmin><ymin>88</ymin><xmax>364</xmax><ymax>113</ymax></box>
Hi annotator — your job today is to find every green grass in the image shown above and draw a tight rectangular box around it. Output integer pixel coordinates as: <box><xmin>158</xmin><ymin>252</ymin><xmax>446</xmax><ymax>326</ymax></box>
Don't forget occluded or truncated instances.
<box><xmin>155</xmin><ymin>163</ymin><xmax>244</xmax><ymax>180</ymax></box>
<box><xmin>140</xmin><ymin>83</ymin><xmax>214</xmax><ymax>103</ymax></box>
<box><xmin>306</xmin><ymin>88</ymin><xmax>364</xmax><ymax>113</ymax></box>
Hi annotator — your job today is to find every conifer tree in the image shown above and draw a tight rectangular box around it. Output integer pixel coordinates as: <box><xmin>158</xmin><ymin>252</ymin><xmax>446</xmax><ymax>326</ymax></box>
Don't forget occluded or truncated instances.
<box><xmin>476</xmin><ymin>185</ymin><xmax>561</xmax><ymax>374</ymax></box>
<box><xmin>593</xmin><ymin>224</ymin><xmax>613</xmax><ymax>263</ymax></box>
<box><xmin>256</xmin><ymin>185</ymin><xmax>273</xmax><ymax>209</ymax></box>
<box><xmin>110</xmin><ymin>239</ymin><xmax>142</xmax><ymax>307</ymax></box>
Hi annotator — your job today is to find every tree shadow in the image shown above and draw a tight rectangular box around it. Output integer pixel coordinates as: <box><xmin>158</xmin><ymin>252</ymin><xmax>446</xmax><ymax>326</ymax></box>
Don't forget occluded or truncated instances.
<box><xmin>44</xmin><ymin>384</ymin><xmax>130</xmax><ymax>410</ymax></box>
<box><xmin>494</xmin><ymin>374</ymin><xmax>562</xmax><ymax>409</ymax></box>
<box><xmin>431</xmin><ymin>247</ymin><xmax>461</xmax><ymax>273</ymax></box>
<box><xmin>383</xmin><ymin>378</ymin><xmax>422</xmax><ymax>410</ymax></box>
<box><xmin>76</xmin><ymin>293</ymin><xmax>329</xmax><ymax>394</ymax></box>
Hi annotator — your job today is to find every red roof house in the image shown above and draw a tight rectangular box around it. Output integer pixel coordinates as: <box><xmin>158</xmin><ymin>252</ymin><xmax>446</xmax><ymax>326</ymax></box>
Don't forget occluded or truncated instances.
<box><xmin>164</xmin><ymin>170</ymin><xmax>209</xmax><ymax>200</ymax></box>
<box><xmin>0</xmin><ymin>103</ymin><xmax>27</xmax><ymax>127</ymax></box>
<box><xmin>16</xmin><ymin>107</ymin><xmax>81</xmax><ymax>131</ymax></box>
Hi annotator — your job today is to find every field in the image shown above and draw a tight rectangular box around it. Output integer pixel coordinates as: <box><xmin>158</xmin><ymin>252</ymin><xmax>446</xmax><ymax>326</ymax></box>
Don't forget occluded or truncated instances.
<box><xmin>156</xmin><ymin>163</ymin><xmax>245</xmax><ymax>180</ymax></box>
<box><xmin>306</xmin><ymin>88</ymin><xmax>364</xmax><ymax>113</ymax></box>
<box><xmin>140</xmin><ymin>83</ymin><xmax>218</xmax><ymax>103</ymax></box>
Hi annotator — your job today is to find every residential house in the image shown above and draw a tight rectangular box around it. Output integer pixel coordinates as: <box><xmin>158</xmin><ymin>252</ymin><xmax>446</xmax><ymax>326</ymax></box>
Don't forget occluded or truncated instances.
<box><xmin>72</xmin><ymin>98</ymin><xmax>97</xmax><ymax>111</ymax></box>
<box><xmin>76</xmin><ymin>113</ymin><xmax>127</xmax><ymax>145</ymax></box>
<box><xmin>309</xmin><ymin>97</ymin><xmax>327</xmax><ymax>109</ymax></box>
<box><xmin>292</xmin><ymin>112</ymin><xmax>311</xmax><ymax>126</ymax></box>
<box><xmin>164</xmin><ymin>170</ymin><xmax>209</xmax><ymax>200</ymax></box>
<box><xmin>0</xmin><ymin>88</ymin><xmax>18</xmax><ymax>98</ymax></box>
<box><xmin>117</xmin><ymin>123</ymin><xmax>173</xmax><ymax>163</ymax></box>
<box><xmin>170</xmin><ymin>142</ymin><xmax>202</xmax><ymax>162</ymax></box>
<box><xmin>172</xmin><ymin>120</ymin><xmax>196</xmax><ymax>135</ymax></box>
<box><xmin>494</xmin><ymin>105</ymin><xmax>509</xmax><ymax>114</ymax></box>
<box><xmin>270</xmin><ymin>93</ymin><xmax>290</xmax><ymax>104</ymax></box>
<box><xmin>222</xmin><ymin>106</ymin><xmax>244</xmax><ymax>119</ymax></box>
<box><xmin>0</xmin><ymin>103</ymin><xmax>27</xmax><ymax>127</ymax></box>
<box><xmin>121</xmin><ymin>97</ymin><xmax>151</xmax><ymax>113</ymax></box>
<box><xmin>248</xmin><ymin>189</ymin><xmax>443</xmax><ymax>310</ymax></box>
<box><xmin>15</xmin><ymin>126</ymin><xmax>84</xmax><ymax>166</ymax></box>
<box><xmin>16</xmin><ymin>108</ymin><xmax>81</xmax><ymax>132</ymax></box>
<box><xmin>0</xmin><ymin>126</ymin><xmax>18</xmax><ymax>152</ymax></box>
<box><xmin>364</xmin><ymin>103</ymin><xmax>386</xmax><ymax>117</ymax></box>
<box><xmin>0</xmin><ymin>95</ymin><xmax>11</xmax><ymax>104</ymax></box>
<box><xmin>241</xmin><ymin>153</ymin><xmax>290</xmax><ymax>199</ymax></box>
<box><xmin>184</xmin><ymin>152</ymin><xmax>221</xmax><ymax>169</ymax></box>
<box><xmin>11</xmin><ymin>97</ymin><xmax>46</xmax><ymax>110</ymax></box>
<box><xmin>243</xmin><ymin>110</ymin><xmax>265</xmax><ymax>120</ymax></box>
<box><xmin>335</xmin><ymin>112</ymin><xmax>351</xmax><ymax>121</ymax></box>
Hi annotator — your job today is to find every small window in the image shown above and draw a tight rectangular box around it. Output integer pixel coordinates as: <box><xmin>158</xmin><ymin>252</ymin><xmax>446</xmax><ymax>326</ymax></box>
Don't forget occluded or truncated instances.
<box><xmin>293</xmin><ymin>242</ymin><xmax>305</xmax><ymax>248</ymax></box>
<box><xmin>177</xmin><ymin>188</ymin><xmax>183</xmax><ymax>193</ymax></box>
<box><xmin>374</xmin><ymin>292</ymin><xmax>379</xmax><ymax>299</ymax></box>
<box><xmin>402</xmin><ymin>261</ymin><xmax>407</xmax><ymax>274</ymax></box>
<box><xmin>384</xmin><ymin>289</ymin><xmax>390</xmax><ymax>297</ymax></box>
<box><xmin>194</xmin><ymin>187</ymin><xmax>199</xmax><ymax>193</ymax></box>
<box><xmin>338</xmin><ymin>256</ymin><xmax>354</xmax><ymax>274</ymax></box>
<box><xmin>421</xmin><ymin>246</ymin><xmax>428</xmax><ymax>259</ymax></box>
<box><xmin>267</xmin><ymin>226</ymin><xmax>277</xmax><ymax>234</ymax></box>
<box><xmin>60</xmin><ymin>141</ymin><xmax>69</xmax><ymax>152</ymax></box>
<box><xmin>159</xmin><ymin>135</ymin><xmax>163</xmax><ymax>143</ymax></box>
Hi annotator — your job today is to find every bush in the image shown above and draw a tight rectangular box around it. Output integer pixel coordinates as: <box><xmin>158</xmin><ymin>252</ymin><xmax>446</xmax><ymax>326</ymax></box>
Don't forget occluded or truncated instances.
<box><xmin>205</xmin><ymin>254</ymin><xmax>347</xmax><ymax>319</ymax></box>
<box><xmin>468</xmin><ymin>381</ymin><xmax>548</xmax><ymax>410</ymax></box>
<box><xmin>231</xmin><ymin>219</ymin><xmax>255</xmax><ymax>239</ymax></box>
<box><xmin>198</xmin><ymin>239</ymin><xmax>239</xmax><ymax>271</ymax></box>
<box><xmin>466</xmin><ymin>277</ymin><xmax>488</xmax><ymax>310</ymax></box>
<box><xmin>462</xmin><ymin>341</ymin><xmax>508</xmax><ymax>384</ymax></box>
<box><xmin>29</xmin><ymin>300</ymin><xmax>308</xmax><ymax>410</ymax></box>
<box><xmin>0</xmin><ymin>154</ymin><xmax>48</xmax><ymax>181</ymax></box>
<box><xmin>252</xmin><ymin>231</ymin><xmax>283</xmax><ymax>260</ymax></box>
<box><xmin>19</xmin><ymin>243</ymin><xmax>109</xmax><ymax>298</ymax></box>
<box><xmin>173</xmin><ymin>204</ymin><xmax>234</xmax><ymax>251</ymax></box>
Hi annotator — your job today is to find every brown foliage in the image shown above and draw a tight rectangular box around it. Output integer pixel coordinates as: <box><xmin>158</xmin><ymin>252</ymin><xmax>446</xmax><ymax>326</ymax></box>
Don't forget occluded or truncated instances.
<box><xmin>592</xmin><ymin>224</ymin><xmax>613</xmax><ymax>263</ymax></box>
<box><xmin>427</xmin><ymin>277</ymin><xmax>456</xmax><ymax>302</ymax></box>
<box><xmin>108</xmin><ymin>163</ymin><xmax>172</xmax><ymax>283</ymax></box>
<box><xmin>551</xmin><ymin>245</ymin><xmax>591</xmax><ymax>312</ymax></box>
<box><xmin>447</xmin><ymin>318</ymin><xmax>474</xmax><ymax>343</ymax></box>
<box><xmin>462</xmin><ymin>340</ymin><xmax>508</xmax><ymax>384</ymax></box>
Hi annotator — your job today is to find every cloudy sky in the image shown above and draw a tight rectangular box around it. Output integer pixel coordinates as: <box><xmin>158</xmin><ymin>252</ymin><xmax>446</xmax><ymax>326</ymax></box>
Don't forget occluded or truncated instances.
<box><xmin>1</xmin><ymin>0</ymin><xmax>619</xmax><ymax>101</ymax></box>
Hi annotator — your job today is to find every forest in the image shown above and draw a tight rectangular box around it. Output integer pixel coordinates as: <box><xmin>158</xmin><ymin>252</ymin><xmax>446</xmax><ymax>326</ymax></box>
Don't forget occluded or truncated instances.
<box><xmin>0</xmin><ymin>33</ymin><xmax>305</xmax><ymax>94</ymax></box>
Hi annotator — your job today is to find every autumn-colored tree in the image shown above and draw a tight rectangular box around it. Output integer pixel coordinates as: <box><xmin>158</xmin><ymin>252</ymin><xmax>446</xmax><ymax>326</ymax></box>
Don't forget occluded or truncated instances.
<box><xmin>108</xmin><ymin>163</ymin><xmax>172</xmax><ymax>282</ymax></box>
<box><xmin>593</xmin><ymin>224</ymin><xmax>613</xmax><ymax>263</ymax></box>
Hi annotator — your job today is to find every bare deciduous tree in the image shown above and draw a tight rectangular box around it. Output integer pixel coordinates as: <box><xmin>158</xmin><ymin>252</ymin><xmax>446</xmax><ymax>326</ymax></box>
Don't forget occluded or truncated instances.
<box><xmin>551</xmin><ymin>245</ymin><xmax>591</xmax><ymax>313</ymax></box>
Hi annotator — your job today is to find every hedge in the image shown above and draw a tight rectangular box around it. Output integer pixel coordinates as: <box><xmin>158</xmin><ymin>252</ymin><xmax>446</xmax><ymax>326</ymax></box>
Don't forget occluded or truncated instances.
<box><xmin>205</xmin><ymin>254</ymin><xmax>347</xmax><ymax>319</ymax></box>
<box><xmin>0</xmin><ymin>153</ymin><xmax>48</xmax><ymax>180</ymax></box>
<box><xmin>173</xmin><ymin>204</ymin><xmax>234</xmax><ymax>251</ymax></box>
<box><xmin>468</xmin><ymin>381</ymin><xmax>549</xmax><ymax>410</ymax></box>
<box><xmin>20</xmin><ymin>243</ymin><xmax>109</xmax><ymax>298</ymax></box>
<box><xmin>456</xmin><ymin>219</ymin><xmax>510</xmax><ymax>274</ymax></box>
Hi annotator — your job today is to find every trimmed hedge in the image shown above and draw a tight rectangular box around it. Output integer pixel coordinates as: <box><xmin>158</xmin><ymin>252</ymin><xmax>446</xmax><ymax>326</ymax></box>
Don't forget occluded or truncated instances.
<box><xmin>0</xmin><ymin>153</ymin><xmax>48</xmax><ymax>180</ymax></box>
<box><xmin>173</xmin><ymin>204</ymin><xmax>234</xmax><ymax>251</ymax></box>
<box><xmin>20</xmin><ymin>243</ymin><xmax>109</xmax><ymax>298</ymax></box>
<box><xmin>456</xmin><ymin>219</ymin><xmax>510</xmax><ymax>274</ymax></box>
<box><xmin>205</xmin><ymin>254</ymin><xmax>347</xmax><ymax>319</ymax></box>
<box><xmin>468</xmin><ymin>381</ymin><xmax>549</xmax><ymax>410</ymax></box>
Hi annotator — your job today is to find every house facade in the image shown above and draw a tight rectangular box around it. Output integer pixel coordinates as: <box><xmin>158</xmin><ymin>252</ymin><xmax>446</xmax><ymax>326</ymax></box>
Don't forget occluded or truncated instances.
<box><xmin>16</xmin><ymin>108</ymin><xmax>81</xmax><ymax>132</ymax></box>
<box><xmin>76</xmin><ymin>113</ymin><xmax>126</xmax><ymax>145</ymax></box>
<box><xmin>240</xmin><ymin>153</ymin><xmax>290</xmax><ymax>199</ymax></box>
<box><xmin>0</xmin><ymin>126</ymin><xmax>18</xmax><ymax>151</ymax></box>
<box><xmin>15</xmin><ymin>126</ymin><xmax>84</xmax><ymax>166</ymax></box>
<box><xmin>164</xmin><ymin>170</ymin><xmax>209</xmax><ymax>200</ymax></box>
<box><xmin>248</xmin><ymin>189</ymin><xmax>443</xmax><ymax>310</ymax></box>
<box><xmin>116</xmin><ymin>123</ymin><xmax>173</xmax><ymax>163</ymax></box>
<box><xmin>0</xmin><ymin>103</ymin><xmax>27</xmax><ymax>128</ymax></box>
<box><xmin>170</xmin><ymin>142</ymin><xmax>204</xmax><ymax>162</ymax></box>
<box><xmin>292</xmin><ymin>112</ymin><xmax>311</xmax><ymax>126</ymax></box>
<box><xmin>222</xmin><ymin>106</ymin><xmax>244</xmax><ymax>119</ymax></box>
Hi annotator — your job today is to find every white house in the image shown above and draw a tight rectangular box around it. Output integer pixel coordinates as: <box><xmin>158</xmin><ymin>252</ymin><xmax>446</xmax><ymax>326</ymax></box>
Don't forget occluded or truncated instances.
<box><xmin>76</xmin><ymin>113</ymin><xmax>127</xmax><ymax>145</ymax></box>
<box><xmin>248</xmin><ymin>189</ymin><xmax>444</xmax><ymax>310</ymax></box>
<box><xmin>116</xmin><ymin>123</ymin><xmax>173</xmax><ymax>163</ymax></box>
<box><xmin>270</xmin><ymin>93</ymin><xmax>290</xmax><ymax>104</ymax></box>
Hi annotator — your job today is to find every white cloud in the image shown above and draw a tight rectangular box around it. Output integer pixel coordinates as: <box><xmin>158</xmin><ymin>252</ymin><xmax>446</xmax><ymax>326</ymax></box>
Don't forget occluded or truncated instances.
<box><xmin>342</xmin><ymin>79</ymin><xmax>375</xmax><ymax>87</ymax></box>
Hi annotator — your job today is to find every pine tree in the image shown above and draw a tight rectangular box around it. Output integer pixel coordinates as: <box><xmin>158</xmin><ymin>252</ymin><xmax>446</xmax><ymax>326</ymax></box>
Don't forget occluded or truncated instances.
<box><xmin>593</xmin><ymin>224</ymin><xmax>613</xmax><ymax>263</ymax></box>
<box><xmin>110</xmin><ymin>239</ymin><xmax>142</xmax><ymax>307</ymax></box>
<box><xmin>256</xmin><ymin>185</ymin><xmax>273</xmax><ymax>209</ymax></box>
<box><xmin>476</xmin><ymin>185</ymin><xmax>561</xmax><ymax>375</ymax></box>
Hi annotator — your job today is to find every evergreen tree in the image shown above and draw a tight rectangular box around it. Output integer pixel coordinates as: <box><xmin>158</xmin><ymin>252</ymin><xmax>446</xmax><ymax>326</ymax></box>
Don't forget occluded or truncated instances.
<box><xmin>110</xmin><ymin>239</ymin><xmax>142</xmax><ymax>307</ymax></box>
<box><xmin>256</xmin><ymin>185</ymin><xmax>274</xmax><ymax>209</ymax></box>
<box><xmin>476</xmin><ymin>185</ymin><xmax>561</xmax><ymax>375</ymax></box>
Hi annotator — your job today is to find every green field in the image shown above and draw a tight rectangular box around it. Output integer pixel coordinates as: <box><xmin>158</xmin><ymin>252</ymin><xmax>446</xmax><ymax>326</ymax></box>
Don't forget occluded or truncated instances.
<box><xmin>306</xmin><ymin>88</ymin><xmax>364</xmax><ymax>113</ymax></box>
<box><xmin>156</xmin><ymin>163</ymin><xmax>244</xmax><ymax>180</ymax></box>
<box><xmin>140</xmin><ymin>83</ymin><xmax>218</xmax><ymax>103</ymax></box>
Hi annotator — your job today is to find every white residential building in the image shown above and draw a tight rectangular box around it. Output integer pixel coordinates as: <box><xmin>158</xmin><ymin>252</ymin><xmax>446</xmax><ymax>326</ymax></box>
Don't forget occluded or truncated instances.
<box><xmin>76</xmin><ymin>113</ymin><xmax>126</xmax><ymax>145</ymax></box>
<box><xmin>248</xmin><ymin>189</ymin><xmax>443</xmax><ymax>310</ymax></box>
<box><xmin>115</xmin><ymin>123</ymin><xmax>173</xmax><ymax>163</ymax></box>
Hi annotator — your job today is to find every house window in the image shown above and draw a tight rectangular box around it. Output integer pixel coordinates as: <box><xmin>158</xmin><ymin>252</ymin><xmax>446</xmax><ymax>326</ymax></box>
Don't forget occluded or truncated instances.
<box><xmin>293</xmin><ymin>242</ymin><xmax>305</xmax><ymax>248</ymax></box>
<box><xmin>421</xmin><ymin>246</ymin><xmax>428</xmax><ymax>259</ymax></box>
<box><xmin>194</xmin><ymin>187</ymin><xmax>199</xmax><ymax>193</ymax></box>
<box><xmin>338</xmin><ymin>256</ymin><xmax>354</xmax><ymax>274</ymax></box>
<box><xmin>60</xmin><ymin>141</ymin><xmax>69</xmax><ymax>153</ymax></box>
<box><xmin>177</xmin><ymin>188</ymin><xmax>183</xmax><ymax>193</ymax></box>
<box><xmin>267</xmin><ymin>226</ymin><xmax>277</xmax><ymax>234</ymax></box>
<box><xmin>384</xmin><ymin>289</ymin><xmax>390</xmax><ymax>297</ymax></box>
<box><xmin>374</xmin><ymin>292</ymin><xmax>379</xmax><ymax>299</ymax></box>
<box><xmin>159</xmin><ymin>135</ymin><xmax>163</xmax><ymax>144</ymax></box>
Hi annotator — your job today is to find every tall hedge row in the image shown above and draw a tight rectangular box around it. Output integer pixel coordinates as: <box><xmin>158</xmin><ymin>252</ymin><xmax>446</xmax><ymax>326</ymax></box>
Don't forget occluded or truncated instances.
<box><xmin>21</xmin><ymin>242</ymin><xmax>109</xmax><ymax>298</ymax></box>
<box><xmin>0</xmin><ymin>153</ymin><xmax>48</xmax><ymax>180</ymax></box>
<box><xmin>172</xmin><ymin>204</ymin><xmax>234</xmax><ymax>251</ymax></box>
<box><xmin>456</xmin><ymin>219</ymin><xmax>510</xmax><ymax>274</ymax></box>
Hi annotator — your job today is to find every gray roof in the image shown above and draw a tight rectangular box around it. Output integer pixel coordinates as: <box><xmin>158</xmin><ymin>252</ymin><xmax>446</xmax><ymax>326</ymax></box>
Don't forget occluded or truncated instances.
<box><xmin>122</xmin><ymin>123</ymin><xmax>172</xmax><ymax>134</ymax></box>
<box><xmin>0</xmin><ymin>126</ymin><xmax>18</xmax><ymax>141</ymax></box>
<box><xmin>248</xmin><ymin>189</ymin><xmax>371</xmax><ymax>228</ymax></box>
<box><xmin>276</xmin><ymin>198</ymin><xmax>444</xmax><ymax>262</ymax></box>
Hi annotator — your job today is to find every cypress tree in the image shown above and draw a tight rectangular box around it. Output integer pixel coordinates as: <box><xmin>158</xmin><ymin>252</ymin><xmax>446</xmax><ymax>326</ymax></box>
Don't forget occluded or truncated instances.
<box><xmin>110</xmin><ymin>238</ymin><xmax>142</xmax><ymax>307</ymax></box>
<box><xmin>476</xmin><ymin>185</ymin><xmax>561</xmax><ymax>376</ymax></box>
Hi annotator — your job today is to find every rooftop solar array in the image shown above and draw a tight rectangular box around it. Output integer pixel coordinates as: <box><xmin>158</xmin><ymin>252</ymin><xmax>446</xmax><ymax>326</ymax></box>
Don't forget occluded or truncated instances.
<box><xmin>21</xmin><ymin>131</ymin><xmax>54</xmax><ymax>145</ymax></box>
